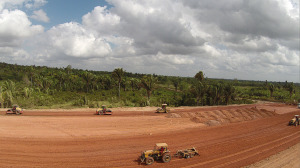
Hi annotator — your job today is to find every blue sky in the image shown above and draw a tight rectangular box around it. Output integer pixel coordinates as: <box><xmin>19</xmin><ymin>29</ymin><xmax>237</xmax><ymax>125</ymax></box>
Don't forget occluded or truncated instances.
<box><xmin>0</xmin><ymin>0</ymin><xmax>299</xmax><ymax>82</ymax></box>
<box><xmin>33</xmin><ymin>0</ymin><xmax>111</xmax><ymax>29</ymax></box>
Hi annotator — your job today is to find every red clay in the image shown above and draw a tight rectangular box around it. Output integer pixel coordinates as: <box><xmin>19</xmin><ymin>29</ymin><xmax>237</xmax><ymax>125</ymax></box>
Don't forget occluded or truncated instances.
<box><xmin>0</xmin><ymin>103</ymin><xmax>299</xmax><ymax>168</ymax></box>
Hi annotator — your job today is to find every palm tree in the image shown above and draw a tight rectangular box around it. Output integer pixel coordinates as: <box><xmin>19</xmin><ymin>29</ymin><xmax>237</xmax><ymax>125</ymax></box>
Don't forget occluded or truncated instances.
<box><xmin>193</xmin><ymin>71</ymin><xmax>206</xmax><ymax>105</ymax></box>
<box><xmin>103</xmin><ymin>75</ymin><xmax>112</xmax><ymax>90</ymax></box>
<box><xmin>65</xmin><ymin>65</ymin><xmax>72</xmax><ymax>75</ymax></box>
<box><xmin>112</xmin><ymin>68</ymin><xmax>124</xmax><ymax>99</ymax></box>
<box><xmin>191</xmin><ymin>81</ymin><xmax>204</xmax><ymax>106</ymax></box>
<box><xmin>3</xmin><ymin>90</ymin><xmax>13</xmax><ymax>108</ymax></box>
<box><xmin>0</xmin><ymin>85</ymin><xmax>3</xmax><ymax>108</ymax></box>
<box><xmin>140</xmin><ymin>75</ymin><xmax>156</xmax><ymax>105</ymax></box>
<box><xmin>268</xmin><ymin>84</ymin><xmax>275</xmax><ymax>97</ymax></box>
<box><xmin>224</xmin><ymin>84</ymin><xmax>235</xmax><ymax>105</ymax></box>
<box><xmin>215</xmin><ymin>83</ymin><xmax>224</xmax><ymax>105</ymax></box>
<box><xmin>57</xmin><ymin>71</ymin><xmax>67</xmax><ymax>91</ymax></box>
<box><xmin>28</xmin><ymin>66</ymin><xmax>36</xmax><ymax>86</ymax></box>
<box><xmin>82</xmin><ymin>71</ymin><xmax>94</xmax><ymax>93</ymax></box>
<box><xmin>194</xmin><ymin>71</ymin><xmax>204</xmax><ymax>82</ymax></box>
<box><xmin>286</xmin><ymin>82</ymin><xmax>295</xmax><ymax>98</ymax></box>
<box><xmin>172</xmin><ymin>78</ymin><xmax>180</xmax><ymax>91</ymax></box>
<box><xmin>130</xmin><ymin>78</ymin><xmax>141</xmax><ymax>91</ymax></box>
<box><xmin>3</xmin><ymin>80</ymin><xmax>16</xmax><ymax>97</ymax></box>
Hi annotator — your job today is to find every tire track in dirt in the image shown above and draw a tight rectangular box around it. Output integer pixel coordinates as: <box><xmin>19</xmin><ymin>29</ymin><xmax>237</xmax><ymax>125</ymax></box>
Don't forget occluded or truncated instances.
<box><xmin>243</xmin><ymin>143</ymin><xmax>300</xmax><ymax>168</ymax></box>
<box><xmin>183</xmin><ymin>131</ymin><xmax>300</xmax><ymax>168</ymax></box>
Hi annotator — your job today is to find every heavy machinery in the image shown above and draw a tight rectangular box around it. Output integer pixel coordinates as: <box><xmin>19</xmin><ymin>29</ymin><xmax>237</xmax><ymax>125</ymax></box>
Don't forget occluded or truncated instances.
<box><xmin>140</xmin><ymin>143</ymin><xmax>172</xmax><ymax>165</ymax></box>
<box><xmin>6</xmin><ymin>104</ymin><xmax>23</xmax><ymax>115</ymax></box>
<box><xmin>174</xmin><ymin>147</ymin><xmax>199</xmax><ymax>159</ymax></box>
<box><xmin>156</xmin><ymin>104</ymin><xmax>170</xmax><ymax>113</ymax></box>
<box><xmin>96</xmin><ymin>105</ymin><xmax>112</xmax><ymax>115</ymax></box>
<box><xmin>289</xmin><ymin>115</ymin><xmax>300</xmax><ymax>126</ymax></box>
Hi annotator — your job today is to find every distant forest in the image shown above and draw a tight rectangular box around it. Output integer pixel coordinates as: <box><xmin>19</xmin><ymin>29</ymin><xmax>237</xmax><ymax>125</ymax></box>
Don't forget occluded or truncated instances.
<box><xmin>0</xmin><ymin>62</ymin><xmax>298</xmax><ymax>109</ymax></box>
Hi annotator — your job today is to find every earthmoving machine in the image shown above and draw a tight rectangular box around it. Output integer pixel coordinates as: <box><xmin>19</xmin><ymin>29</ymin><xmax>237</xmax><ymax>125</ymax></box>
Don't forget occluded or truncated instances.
<box><xmin>174</xmin><ymin>147</ymin><xmax>199</xmax><ymax>159</ymax></box>
<box><xmin>96</xmin><ymin>105</ymin><xmax>112</xmax><ymax>115</ymax></box>
<box><xmin>140</xmin><ymin>143</ymin><xmax>172</xmax><ymax>165</ymax></box>
<box><xmin>6</xmin><ymin>104</ymin><xmax>23</xmax><ymax>115</ymax></box>
<box><xmin>289</xmin><ymin>115</ymin><xmax>300</xmax><ymax>126</ymax></box>
<box><xmin>156</xmin><ymin>104</ymin><xmax>170</xmax><ymax>113</ymax></box>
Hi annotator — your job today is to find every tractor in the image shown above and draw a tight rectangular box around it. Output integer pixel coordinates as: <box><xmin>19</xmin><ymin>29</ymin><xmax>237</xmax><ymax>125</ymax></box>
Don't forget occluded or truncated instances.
<box><xmin>156</xmin><ymin>104</ymin><xmax>170</xmax><ymax>113</ymax></box>
<box><xmin>174</xmin><ymin>147</ymin><xmax>199</xmax><ymax>159</ymax></box>
<box><xmin>6</xmin><ymin>104</ymin><xmax>23</xmax><ymax>115</ymax></box>
<box><xmin>96</xmin><ymin>105</ymin><xmax>112</xmax><ymax>115</ymax></box>
<box><xmin>140</xmin><ymin>143</ymin><xmax>172</xmax><ymax>165</ymax></box>
<box><xmin>289</xmin><ymin>115</ymin><xmax>300</xmax><ymax>126</ymax></box>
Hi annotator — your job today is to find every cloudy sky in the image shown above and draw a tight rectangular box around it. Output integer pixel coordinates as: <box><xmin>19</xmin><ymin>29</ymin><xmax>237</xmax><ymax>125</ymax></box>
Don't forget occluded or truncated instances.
<box><xmin>0</xmin><ymin>0</ymin><xmax>299</xmax><ymax>82</ymax></box>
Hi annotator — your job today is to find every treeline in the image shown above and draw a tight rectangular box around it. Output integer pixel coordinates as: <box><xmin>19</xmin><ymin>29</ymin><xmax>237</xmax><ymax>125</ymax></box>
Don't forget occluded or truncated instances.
<box><xmin>0</xmin><ymin>62</ymin><xmax>298</xmax><ymax>109</ymax></box>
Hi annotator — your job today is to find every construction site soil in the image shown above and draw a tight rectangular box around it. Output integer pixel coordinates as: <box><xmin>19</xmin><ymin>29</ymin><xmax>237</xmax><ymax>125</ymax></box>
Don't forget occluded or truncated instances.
<box><xmin>0</xmin><ymin>103</ymin><xmax>299</xmax><ymax>168</ymax></box>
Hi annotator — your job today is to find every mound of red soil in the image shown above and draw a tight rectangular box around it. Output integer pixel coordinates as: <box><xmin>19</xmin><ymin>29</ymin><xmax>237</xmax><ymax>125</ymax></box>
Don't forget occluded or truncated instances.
<box><xmin>172</xmin><ymin>107</ymin><xmax>277</xmax><ymax>126</ymax></box>
<box><xmin>206</xmin><ymin>120</ymin><xmax>221</xmax><ymax>126</ymax></box>
<box><xmin>166</xmin><ymin>113</ymin><xmax>182</xmax><ymax>118</ymax></box>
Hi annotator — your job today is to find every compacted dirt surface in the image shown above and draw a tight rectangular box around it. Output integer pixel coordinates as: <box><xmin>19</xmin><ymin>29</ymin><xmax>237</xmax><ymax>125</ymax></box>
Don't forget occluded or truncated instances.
<box><xmin>0</xmin><ymin>103</ymin><xmax>299</xmax><ymax>168</ymax></box>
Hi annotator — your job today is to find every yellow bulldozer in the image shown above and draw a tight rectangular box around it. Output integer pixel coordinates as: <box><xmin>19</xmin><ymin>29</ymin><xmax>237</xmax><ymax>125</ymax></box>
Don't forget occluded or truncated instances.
<box><xmin>96</xmin><ymin>105</ymin><xmax>112</xmax><ymax>115</ymax></box>
<box><xmin>288</xmin><ymin>115</ymin><xmax>299</xmax><ymax>126</ymax></box>
<box><xmin>139</xmin><ymin>143</ymin><xmax>172</xmax><ymax>165</ymax></box>
<box><xmin>6</xmin><ymin>104</ymin><xmax>23</xmax><ymax>115</ymax></box>
<box><xmin>156</xmin><ymin>104</ymin><xmax>170</xmax><ymax>113</ymax></box>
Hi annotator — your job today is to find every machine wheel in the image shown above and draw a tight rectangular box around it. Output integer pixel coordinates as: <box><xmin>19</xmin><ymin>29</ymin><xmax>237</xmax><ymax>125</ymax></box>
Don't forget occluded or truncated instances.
<box><xmin>190</xmin><ymin>153</ymin><xmax>194</xmax><ymax>158</ymax></box>
<box><xmin>145</xmin><ymin>157</ymin><xmax>154</xmax><ymax>165</ymax></box>
<box><xmin>185</xmin><ymin>155</ymin><xmax>190</xmax><ymax>159</ymax></box>
<box><xmin>162</xmin><ymin>153</ymin><xmax>171</xmax><ymax>163</ymax></box>
<box><xmin>16</xmin><ymin>111</ymin><xmax>20</xmax><ymax>115</ymax></box>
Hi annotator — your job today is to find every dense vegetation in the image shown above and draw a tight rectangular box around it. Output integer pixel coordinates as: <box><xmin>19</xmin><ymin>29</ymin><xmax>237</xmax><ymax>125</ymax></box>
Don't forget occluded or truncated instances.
<box><xmin>0</xmin><ymin>62</ymin><xmax>299</xmax><ymax>109</ymax></box>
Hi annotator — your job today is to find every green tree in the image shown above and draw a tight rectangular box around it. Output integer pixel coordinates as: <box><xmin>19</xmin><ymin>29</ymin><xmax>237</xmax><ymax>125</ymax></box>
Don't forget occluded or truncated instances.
<box><xmin>194</xmin><ymin>71</ymin><xmax>204</xmax><ymax>82</ymax></box>
<box><xmin>56</xmin><ymin>71</ymin><xmax>66</xmax><ymax>91</ymax></box>
<box><xmin>103</xmin><ymin>75</ymin><xmax>112</xmax><ymax>90</ymax></box>
<box><xmin>28</xmin><ymin>66</ymin><xmax>36</xmax><ymax>86</ymax></box>
<box><xmin>224</xmin><ymin>84</ymin><xmax>235</xmax><ymax>105</ymax></box>
<box><xmin>3</xmin><ymin>80</ymin><xmax>16</xmax><ymax>97</ymax></box>
<box><xmin>130</xmin><ymin>78</ymin><xmax>138</xmax><ymax>91</ymax></box>
<box><xmin>191</xmin><ymin>81</ymin><xmax>205</xmax><ymax>106</ymax></box>
<box><xmin>172</xmin><ymin>78</ymin><xmax>180</xmax><ymax>91</ymax></box>
<box><xmin>0</xmin><ymin>85</ymin><xmax>3</xmax><ymax>108</ymax></box>
<box><xmin>82</xmin><ymin>71</ymin><xmax>94</xmax><ymax>93</ymax></box>
<box><xmin>112</xmin><ymin>68</ymin><xmax>124</xmax><ymax>99</ymax></box>
<box><xmin>193</xmin><ymin>71</ymin><xmax>206</xmax><ymax>105</ymax></box>
<box><xmin>3</xmin><ymin>90</ymin><xmax>13</xmax><ymax>108</ymax></box>
<box><xmin>268</xmin><ymin>84</ymin><xmax>275</xmax><ymax>97</ymax></box>
<box><xmin>65</xmin><ymin>65</ymin><xmax>72</xmax><ymax>75</ymax></box>
<box><xmin>140</xmin><ymin>75</ymin><xmax>156</xmax><ymax>105</ymax></box>
<box><xmin>215</xmin><ymin>83</ymin><xmax>224</xmax><ymax>105</ymax></box>
<box><xmin>286</xmin><ymin>82</ymin><xmax>295</xmax><ymax>98</ymax></box>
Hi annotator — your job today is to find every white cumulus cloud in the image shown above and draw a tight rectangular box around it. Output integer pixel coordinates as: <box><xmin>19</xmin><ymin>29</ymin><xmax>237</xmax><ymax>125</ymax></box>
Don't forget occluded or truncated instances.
<box><xmin>30</xmin><ymin>9</ymin><xmax>49</xmax><ymax>22</ymax></box>
<box><xmin>46</xmin><ymin>22</ymin><xmax>112</xmax><ymax>58</ymax></box>
<box><xmin>0</xmin><ymin>9</ymin><xmax>43</xmax><ymax>47</ymax></box>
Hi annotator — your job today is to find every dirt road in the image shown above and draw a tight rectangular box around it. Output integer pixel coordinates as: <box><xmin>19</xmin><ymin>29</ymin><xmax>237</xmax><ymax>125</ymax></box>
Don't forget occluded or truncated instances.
<box><xmin>0</xmin><ymin>103</ymin><xmax>299</xmax><ymax>168</ymax></box>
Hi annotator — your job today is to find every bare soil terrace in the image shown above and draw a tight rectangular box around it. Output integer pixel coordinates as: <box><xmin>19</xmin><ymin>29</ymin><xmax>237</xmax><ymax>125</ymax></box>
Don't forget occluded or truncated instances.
<box><xmin>0</xmin><ymin>103</ymin><xmax>299</xmax><ymax>168</ymax></box>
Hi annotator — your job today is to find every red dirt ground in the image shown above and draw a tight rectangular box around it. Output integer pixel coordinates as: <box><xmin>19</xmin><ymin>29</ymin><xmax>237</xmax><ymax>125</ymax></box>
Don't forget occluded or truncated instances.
<box><xmin>0</xmin><ymin>103</ymin><xmax>299</xmax><ymax>168</ymax></box>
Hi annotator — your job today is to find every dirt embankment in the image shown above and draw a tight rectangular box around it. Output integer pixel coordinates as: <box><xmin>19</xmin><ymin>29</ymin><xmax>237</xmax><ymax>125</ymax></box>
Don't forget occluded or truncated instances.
<box><xmin>167</xmin><ymin>107</ymin><xmax>277</xmax><ymax>126</ymax></box>
<box><xmin>243</xmin><ymin>143</ymin><xmax>300</xmax><ymax>168</ymax></box>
